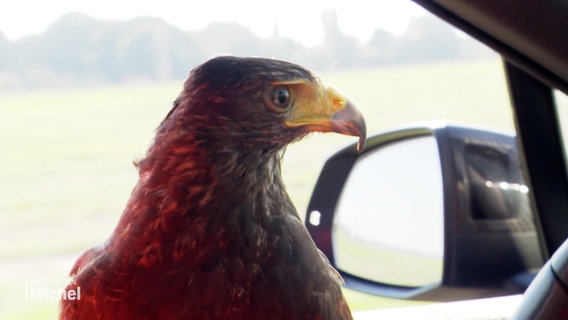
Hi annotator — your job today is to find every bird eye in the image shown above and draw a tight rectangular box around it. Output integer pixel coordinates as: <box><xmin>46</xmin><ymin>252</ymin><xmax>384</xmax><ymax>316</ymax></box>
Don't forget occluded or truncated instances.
<box><xmin>266</xmin><ymin>85</ymin><xmax>292</xmax><ymax>112</ymax></box>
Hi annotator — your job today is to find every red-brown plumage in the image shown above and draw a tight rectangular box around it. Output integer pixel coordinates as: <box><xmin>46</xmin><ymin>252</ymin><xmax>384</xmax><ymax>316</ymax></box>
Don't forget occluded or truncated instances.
<box><xmin>60</xmin><ymin>56</ymin><xmax>364</xmax><ymax>319</ymax></box>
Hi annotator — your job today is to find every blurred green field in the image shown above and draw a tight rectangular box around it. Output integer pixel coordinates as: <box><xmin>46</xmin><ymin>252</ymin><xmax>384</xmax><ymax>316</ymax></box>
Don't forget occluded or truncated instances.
<box><xmin>0</xmin><ymin>58</ymin><xmax>515</xmax><ymax>319</ymax></box>
<box><xmin>334</xmin><ymin>227</ymin><xmax>442</xmax><ymax>287</ymax></box>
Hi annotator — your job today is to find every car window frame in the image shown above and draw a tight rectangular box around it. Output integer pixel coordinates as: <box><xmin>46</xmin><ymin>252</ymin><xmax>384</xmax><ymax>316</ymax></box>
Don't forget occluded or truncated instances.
<box><xmin>505</xmin><ymin>62</ymin><xmax>568</xmax><ymax>256</ymax></box>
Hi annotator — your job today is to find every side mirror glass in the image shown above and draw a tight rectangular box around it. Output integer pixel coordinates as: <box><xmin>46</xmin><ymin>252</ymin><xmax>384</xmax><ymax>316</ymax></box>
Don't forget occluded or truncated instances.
<box><xmin>333</xmin><ymin>136</ymin><xmax>444</xmax><ymax>287</ymax></box>
<box><xmin>306</xmin><ymin>124</ymin><xmax>544</xmax><ymax>301</ymax></box>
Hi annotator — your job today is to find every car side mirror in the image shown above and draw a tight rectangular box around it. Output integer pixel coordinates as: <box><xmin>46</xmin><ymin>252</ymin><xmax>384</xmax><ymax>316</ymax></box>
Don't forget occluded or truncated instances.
<box><xmin>306</xmin><ymin>123</ymin><xmax>545</xmax><ymax>301</ymax></box>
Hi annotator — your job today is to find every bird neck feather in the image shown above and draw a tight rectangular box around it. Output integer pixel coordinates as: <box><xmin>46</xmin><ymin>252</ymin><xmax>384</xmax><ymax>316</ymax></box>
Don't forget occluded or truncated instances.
<box><xmin>110</xmin><ymin>131</ymin><xmax>297</xmax><ymax>256</ymax></box>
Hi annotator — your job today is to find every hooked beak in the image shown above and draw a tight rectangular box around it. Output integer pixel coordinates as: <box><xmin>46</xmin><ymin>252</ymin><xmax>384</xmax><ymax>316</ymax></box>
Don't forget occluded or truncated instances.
<box><xmin>284</xmin><ymin>83</ymin><xmax>367</xmax><ymax>152</ymax></box>
<box><xmin>329</xmin><ymin>100</ymin><xmax>367</xmax><ymax>152</ymax></box>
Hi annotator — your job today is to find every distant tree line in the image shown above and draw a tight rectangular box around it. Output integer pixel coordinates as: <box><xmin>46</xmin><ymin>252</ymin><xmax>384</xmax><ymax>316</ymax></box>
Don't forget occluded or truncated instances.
<box><xmin>0</xmin><ymin>11</ymin><xmax>492</xmax><ymax>90</ymax></box>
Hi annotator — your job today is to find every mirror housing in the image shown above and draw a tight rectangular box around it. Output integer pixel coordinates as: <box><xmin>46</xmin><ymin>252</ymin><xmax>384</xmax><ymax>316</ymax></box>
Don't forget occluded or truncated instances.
<box><xmin>306</xmin><ymin>123</ymin><xmax>545</xmax><ymax>301</ymax></box>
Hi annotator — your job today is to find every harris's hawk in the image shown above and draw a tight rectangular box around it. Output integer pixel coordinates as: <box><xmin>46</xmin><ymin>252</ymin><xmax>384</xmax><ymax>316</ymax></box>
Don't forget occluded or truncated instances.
<box><xmin>60</xmin><ymin>56</ymin><xmax>366</xmax><ymax>320</ymax></box>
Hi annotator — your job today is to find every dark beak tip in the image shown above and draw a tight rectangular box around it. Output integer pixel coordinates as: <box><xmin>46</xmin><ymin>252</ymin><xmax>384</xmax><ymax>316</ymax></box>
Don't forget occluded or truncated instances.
<box><xmin>331</xmin><ymin>101</ymin><xmax>367</xmax><ymax>153</ymax></box>
<box><xmin>356</xmin><ymin>113</ymin><xmax>367</xmax><ymax>153</ymax></box>
<box><xmin>357</xmin><ymin>135</ymin><xmax>366</xmax><ymax>153</ymax></box>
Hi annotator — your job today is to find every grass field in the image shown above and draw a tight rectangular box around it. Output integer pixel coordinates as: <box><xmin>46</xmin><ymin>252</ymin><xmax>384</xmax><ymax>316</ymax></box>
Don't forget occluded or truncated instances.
<box><xmin>334</xmin><ymin>227</ymin><xmax>443</xmax><ymax>287</ymax></box>
<box><xmin>0</xmin><ymin>58</ymin><xmax>516</xmax><ymax>318</ymax></box>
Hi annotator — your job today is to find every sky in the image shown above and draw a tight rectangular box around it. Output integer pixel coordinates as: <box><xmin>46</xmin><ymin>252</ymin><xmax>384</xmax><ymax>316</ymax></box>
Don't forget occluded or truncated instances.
<box><xmin>0</xmin><ymin>0</ymin><xmax>427</xmax><ymax>46</ymax></box>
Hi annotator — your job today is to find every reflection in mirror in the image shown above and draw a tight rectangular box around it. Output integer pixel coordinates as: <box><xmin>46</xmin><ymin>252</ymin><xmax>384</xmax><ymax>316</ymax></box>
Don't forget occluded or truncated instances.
<box><xmin>333</xmin><ymin>136</ymin><xmax>444</xmax><ymax>287</ymax></box>
<box><xmin>465</xmin><ymin>144</ymin><xmax>529</xmax><ymax>220</ymax></box>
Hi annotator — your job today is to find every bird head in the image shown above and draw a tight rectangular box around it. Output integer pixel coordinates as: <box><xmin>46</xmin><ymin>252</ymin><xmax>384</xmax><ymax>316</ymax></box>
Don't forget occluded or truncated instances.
<box><xmin>163</xmin><ymin>56</ymin><xmax>366</xmax><ymax>154</ymax></box>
